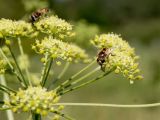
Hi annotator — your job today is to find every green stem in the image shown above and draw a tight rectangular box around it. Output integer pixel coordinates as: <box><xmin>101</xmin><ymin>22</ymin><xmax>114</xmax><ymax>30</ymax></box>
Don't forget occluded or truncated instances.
<box><xmin>0</xmin><ymin>84</ymin><xmax>16</xmax><ymax>93</ymax></box>
<box><xmin>32</xmin><ymin>113</ymin><xmax>41</xmax><ymax>120</ymax></box>
<box><xmin>0</xmin><ymin>101</ymin><xmax>4</xmax><ymax>104</ymax></box>
<box><xmin>18</xmin><ymin>37</ymin><xmax>31</xmax><ymax>86</ymax></box>
<box><xmin>7</xmin><ymin>45</ymin><xmax>28</xmax><ymax>87</ymax></box>
<box><xmin>70</xmin><ymin>60</ymin><xmax>96</xmax><ymax>79</ymax></box>
<box><xmin>57</xmin><ymin>62</ymin><xmax>70</xmax><ymax>80</ymax></box>
<box><xmin>0</xmin><ymin>48</ymin><xmax>13</xmax><ymax>70</ymax></box>
<box><xmin>0</xmin><ymin>48</ymin><xmax>25</xmax><ymax>87</ymax></box>
<box><xmin>40</xmin><ymin>53</ymin><xmax>49</xmax><ymax>85</ymax></box>
<box><xmin>55</xmin><ymin>60</ymin><xmax>96</xmax><ymax>91</ymax></box>
<box><xmin>58</xmin><ymin>69</ymin><xmax>114</xmax><ymax>95</ymax></box>
<box><xmin>55</xmin><ymin>102</ymin><xmax>160</xmax><ymax>108</ymax></box>
<box><xmin>48</xmin><ymin>62</ymin><xmax>70</xmax><ymax>89</ymax></box>
<box><xmin>57</xmin><ymin>67</ymin><xmax>100</xmax><ymax>93</ymax></box>
<box><xmin>0</xmin><ymin>107</ymin><xmax>12</xmax><ymax>111</ymax></box>
<box><xmin>53</xmin><ymin>111</ymin><xmax>74</xmax><ymax>120</ymax></box>
<box><xmin>41</xmin><ymin>58</ymin><xmax>53</xmax><ymax>87</ymax></box>
<box><xmin>0</xmin><ymin>87</ymin><xmax>10</xmax><ymax>94</ymax></box>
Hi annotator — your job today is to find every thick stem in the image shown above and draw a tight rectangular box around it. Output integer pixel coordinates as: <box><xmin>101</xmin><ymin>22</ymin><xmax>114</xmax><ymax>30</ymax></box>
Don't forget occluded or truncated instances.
<box><xmin>32</xmin><ymin>113</ymin><xmax>41</xmax><ymax>120</ymax></box>
<box><xmin>0</xmin><ymin>75</ymin><xmax>14</xmax><ymax>120</ymax></box>
<box><xmin>0</xmin><ymin>101</ymin><xmax>4</xmax><ymax>104</ymax></box>
<box><xmin>41</xmin><ymin>58</ymin><xmax>53</xmax><ymax>87</ymax></box>
<box><xmin>18</xmin><ymin>37</ymin><xmax>31</xmax><ymax>86</ymax></box>
<box><xmin>40</xmin><ymin>53</ymin><xmax>49</xmax><ymax>86</ymax></box>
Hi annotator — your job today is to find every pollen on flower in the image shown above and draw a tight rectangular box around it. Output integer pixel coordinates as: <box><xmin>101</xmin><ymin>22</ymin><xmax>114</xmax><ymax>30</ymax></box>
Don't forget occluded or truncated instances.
<box><xmin>91</xmin><ymin>33</ymin><xmax>143</xmax><ymax>81</ymax></box>
<box><xmin>0</xmin><ymin>18</ymin><xmax>37</xmax><ymax>38</ymax></box>
<box><xmin>3</xmin><ymin>86</ymin><xmax>63</xmax><ymax>116</ymax></box>
<box><xmin>34</xmin><ymin>16</ymin><xmax>74</xmax><ymax>39</ymax></box>
<box><xmin>32</xmin><ymin>36</ymin><xmax>90</xmax><ymax>63</ymax></box>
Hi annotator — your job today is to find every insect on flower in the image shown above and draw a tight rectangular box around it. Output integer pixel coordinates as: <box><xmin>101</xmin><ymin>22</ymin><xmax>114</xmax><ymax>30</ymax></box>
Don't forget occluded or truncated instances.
<box><xmin>97</xmin><ymin>48</ymin><xmax>112</xmax><ymax>71</ymax></box>
<box><xmin>30</xmin><ymin>8</ymin><xmax>49</xmax><ymax>23</ymax></box>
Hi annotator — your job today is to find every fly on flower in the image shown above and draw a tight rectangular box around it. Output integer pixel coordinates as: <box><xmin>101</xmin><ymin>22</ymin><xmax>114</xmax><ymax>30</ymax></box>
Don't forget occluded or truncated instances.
<box><xmin>30</xmin><ymin>8</ymin><xmax>49</xmax><ymax>23</ymax></box>
<box><xmin>97</xmin><ymin>48</ymin><xmax>112</xmax><ymax>71</ymax></box>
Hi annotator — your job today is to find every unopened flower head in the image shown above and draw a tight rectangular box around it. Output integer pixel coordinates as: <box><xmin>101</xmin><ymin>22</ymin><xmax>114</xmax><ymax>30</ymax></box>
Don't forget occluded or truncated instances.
<box><xmin>32</xmin><ymin>37</ymin><xmax>90</xmax><ymax>63</ymax></box>
<box><xmin>4</xmin><ymin>86</ymin><xmax>63</xmax><ymax>116</ymax></box>
<box><xmin>0</xmin><ymin>18</ymin><xmax>37</xmax><ymax>38</ymax></box>
<box><xmin>34</xmin><ymin>16</ymin><xmax>74</xmax><ymax>39</ymax></box>
<box><xmin>91</xmin><ymin>33</ymin><xmax>143</xmax><ymax>81</ymax></box>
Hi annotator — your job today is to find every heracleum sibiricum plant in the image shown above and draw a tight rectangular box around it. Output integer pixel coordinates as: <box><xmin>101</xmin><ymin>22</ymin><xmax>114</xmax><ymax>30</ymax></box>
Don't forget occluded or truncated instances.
<box><xmin>0</xmin><ymin>9</ymin><xmax>143</xmax><ymax>120</ymax></box>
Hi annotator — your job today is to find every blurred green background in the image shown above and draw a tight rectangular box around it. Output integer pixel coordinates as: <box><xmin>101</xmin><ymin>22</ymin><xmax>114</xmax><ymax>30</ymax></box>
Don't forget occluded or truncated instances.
<box><xmin>0</xmin><ymin>0</ymin><xmax>160</xmax><ymax>120</ymax></box>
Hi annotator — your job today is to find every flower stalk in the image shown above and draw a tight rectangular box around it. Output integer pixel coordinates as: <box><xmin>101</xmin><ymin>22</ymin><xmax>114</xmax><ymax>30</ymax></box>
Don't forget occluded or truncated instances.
<box><xmin>58</xmin><ymin>68</ymin><xmax>115</xmax><ymax>95</ymax></box>
<box><xmin>55</xmin><ymin>60</ymin><xmax>96</xmax><ymax>91</ymax></box>
<box><xmin>55</xmin><ymin>102</ymin><xmax>160</xmax><ymax>108</ymax></box>
<box><xmin>0</xmin><ymin>48</ymin><xmax>25</xmax><ymax>87</ymax></box>
<box><xmin>41</xmin><ymin>58</ymin><xmax>53</xmax><ymax>87</ymax></box>
<box><xmin>57</xmin><ymin>66</ymin><xmax>100</xmax><ymax>93</ymax></box>
<box><xmin>7</xmin><ymin>45</ymin><xmax>28</xmax><ymax>87</ymax></box>
<box><xmin>57</xmin><ymin>62</ymin><xmax>70</xmax><ymax>80</ymax></box>
<box><xmin>48</xmin><ymin>62</ymin><xmax>70</xmax><ymax>89</ymax></box>
<box><xmin>32</xmin><ymin>113</ymin><xmax>41</xmax><ymax>120</ymax></box>
<box><xmin>0</xmin><ymin>84</ymin><xmax>16</xmax><ymax>93</ymax></box>
<box><xmin>18</xmin><ymin>37</ymin><xmax>32</xmax><ymax>86</ymax></box>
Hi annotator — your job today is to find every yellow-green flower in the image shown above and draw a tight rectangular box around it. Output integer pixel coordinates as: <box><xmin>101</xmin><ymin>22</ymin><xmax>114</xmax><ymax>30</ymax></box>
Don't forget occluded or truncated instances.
<box><xmin>91</xmin><ymin>33</ymin><xmax>143</xmax><ymax>81</ymax></box>
<box><xmin>4</xmin><ymin>86</ymin><xmax>63</xmax><ymax>116</ymax></box>
<box><xmin>34</xmin><ymin>16</ymin><xmax>74</xmax><ymax>39</ymax></box>
<box><xmin>32</xmin><ymin>36</ymin><xmax>90</xmax><ymax>63</ymax></box>
<box><xmin>0</xmin><ymin>18</ymin><xmax>37</xmax><ymax>38</ymax></box>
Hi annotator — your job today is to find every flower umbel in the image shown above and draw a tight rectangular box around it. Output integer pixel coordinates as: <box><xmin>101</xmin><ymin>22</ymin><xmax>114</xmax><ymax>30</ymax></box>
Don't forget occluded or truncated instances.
<box><xmin>91</xmin><ymin>33</ymin><xmax>143</xmax><ymax>81</ymax></box>
<box><xmin>32</xmin><ymin>36</ymin><xmax>90</xmax><ymax>63</ymax></box>
<box><xmin>34</xmin><ymin>16</ymin><xmax>74</xmax><ymax>39</ymax></box>
<box><xmin>0</xmin><ymin>19</ymin><xmax>36</xmax><ymax>38</ymax></box>
<box><xmin>4</xmin><ymin>86</ymin><xmax>62</xmax><ymax>116</ymax></box>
